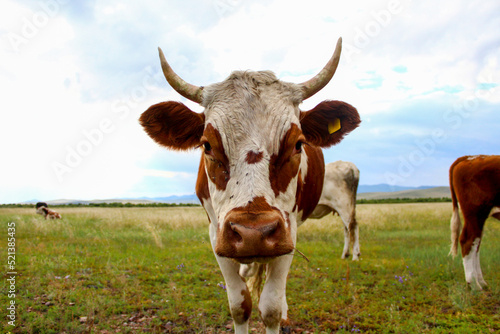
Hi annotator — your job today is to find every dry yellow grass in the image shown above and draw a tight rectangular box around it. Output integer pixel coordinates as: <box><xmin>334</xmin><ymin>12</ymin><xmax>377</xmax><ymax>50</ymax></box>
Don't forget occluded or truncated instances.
<box><xmin>301</xmin><ymin>202</ymin><xmax>453</xmax><ymax>234</ymax></box>
<box><xmin>4</xmin><ymin>203</ymin><xmax>455</xmax><ymax>240</ymax></box>
<box><xmin>2</xmin><ymin>203</ymin><xmax>499</xmax><ymax>333</ymax></box>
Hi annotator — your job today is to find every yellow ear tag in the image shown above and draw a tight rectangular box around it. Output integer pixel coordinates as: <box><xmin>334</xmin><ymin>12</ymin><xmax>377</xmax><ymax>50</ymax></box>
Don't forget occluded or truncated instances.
<box><xmin>328</xmin><ymin>118</ymin><xmax>341</xmax><ymax>134</ymax></box>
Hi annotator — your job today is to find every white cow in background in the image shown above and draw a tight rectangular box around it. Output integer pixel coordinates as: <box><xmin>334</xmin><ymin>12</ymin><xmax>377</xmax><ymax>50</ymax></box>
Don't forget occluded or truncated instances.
<box><xmin>309</xmin><ymin>161</ymin><xmax>360</xmax><ymax>260</ymax></box>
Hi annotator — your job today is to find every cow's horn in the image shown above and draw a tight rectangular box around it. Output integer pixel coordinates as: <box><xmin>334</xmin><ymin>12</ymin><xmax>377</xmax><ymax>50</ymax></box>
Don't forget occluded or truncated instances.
<box><xmin>158</xmin><ymin>47</ymin><xmax>204</xmax><ymax>103</ymax></box>
<box><xmin>300</xmin><ymin>37</ymin><xmax>342</xmax><ymax>100</ymax></box>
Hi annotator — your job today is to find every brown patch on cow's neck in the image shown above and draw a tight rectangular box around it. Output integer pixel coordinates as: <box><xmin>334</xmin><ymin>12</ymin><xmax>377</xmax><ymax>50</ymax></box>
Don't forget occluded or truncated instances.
<box><xmin>203</xmin><ymin>123</ymin><xmax>230</xmax><ymax>190</ymax></box>
<box><xmin>296</xmin><ymin>145</ymin><xmax>325</xmax><ymax>220</ymax></box>
<box><xmin>195</xmin><ymin>155</ymin><xmax>212</xmax><ymax>224</ymax></box>
<box><xmin>269</xmin><ymin>123</ymin><xmax>302</xmax><ymax>197</ymax></box>
<box><xmin>246</xmin><ymin>151</ymin><xmax>263</xmax><ymax>164</ymax></box>
<box><xmin>196</xmin><ymin>154</ymin><xmax>210</xmax><ymax>200</ymax></box>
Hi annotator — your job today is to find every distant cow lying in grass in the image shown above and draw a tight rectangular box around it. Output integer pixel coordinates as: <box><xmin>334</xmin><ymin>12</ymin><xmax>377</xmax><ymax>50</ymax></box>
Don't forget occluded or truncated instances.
<box><xmin>36</xmin><ymin>203</ymin><xmax>61</xmax><ymax>220</ymax></box>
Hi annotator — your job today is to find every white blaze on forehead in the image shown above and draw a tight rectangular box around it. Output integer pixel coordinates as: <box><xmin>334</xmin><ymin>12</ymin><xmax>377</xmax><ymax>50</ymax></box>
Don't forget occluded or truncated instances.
<box><xmin>201</xmin><ymin>71</ymin><xmax>302</xmax><ymax>155</ymax></box>
<box><xmin>201</xmin><ymin>71</ymin><xmax>304</xmax><ymax>222</ymax></box>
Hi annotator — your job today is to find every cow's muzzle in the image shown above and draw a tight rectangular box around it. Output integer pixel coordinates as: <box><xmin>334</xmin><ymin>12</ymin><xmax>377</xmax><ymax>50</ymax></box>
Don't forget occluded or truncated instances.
<box><xmin>215</xmin><ymin>209</ymin><xmax>293</xmax><ymax>262</ymax></box>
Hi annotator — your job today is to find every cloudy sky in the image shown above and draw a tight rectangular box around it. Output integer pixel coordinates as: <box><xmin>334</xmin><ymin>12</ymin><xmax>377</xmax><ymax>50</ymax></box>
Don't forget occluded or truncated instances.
<box><xmin>0</xmin><ymin>0</ymin><xmax>499</xmax><ymax>203</ymax></box>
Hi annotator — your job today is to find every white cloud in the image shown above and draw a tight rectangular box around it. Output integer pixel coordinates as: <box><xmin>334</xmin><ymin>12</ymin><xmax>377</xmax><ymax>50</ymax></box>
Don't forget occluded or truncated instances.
<box><xmin>0</xmin><ymin>0</ymin><xmax>499</xmax><ymax>203</ymax></box>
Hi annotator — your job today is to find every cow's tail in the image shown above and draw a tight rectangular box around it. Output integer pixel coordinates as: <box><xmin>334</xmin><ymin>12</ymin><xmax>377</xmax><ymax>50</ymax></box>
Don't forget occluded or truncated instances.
<box><xmin>241</xmin><ymin>263</ymin><xmax>265</xmax><ymax>300</ymax></box>
<box><xmin>449</xmin><ymin>161</ymin><xmax>462</xmax><ymax>257</ymax></box>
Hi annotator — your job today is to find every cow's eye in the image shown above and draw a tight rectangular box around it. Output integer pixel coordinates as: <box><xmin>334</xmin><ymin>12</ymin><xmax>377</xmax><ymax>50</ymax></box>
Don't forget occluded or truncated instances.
<box><xmin>203</xmin><ymin>142</ymin><xmax>212</xmax><ymax>153</ymax></box>
<box><xmin>295</xmin><ymin>141</ymin><xmax>303</xmax><ymax>153</ymax></box>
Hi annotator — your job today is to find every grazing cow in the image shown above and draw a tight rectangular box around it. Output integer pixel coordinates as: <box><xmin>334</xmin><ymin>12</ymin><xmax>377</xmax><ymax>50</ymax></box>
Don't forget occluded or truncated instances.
<box><xmin>140</xmin><ymin>38</ymin><xmax>360</xmax><ymax>332</ymax></box>
<box><xmin>309</xmin><ymin>161</ymin><xmax>360</xmax><ymax>260</ymax></box>
<box><xmin>36</xmin><ymin>205</ymin><xmax>62</xmax><ymax>219</ymax></box>
<box><xmin>36</xmin><ymin>202</ymin><xmax>48</xmax><ymax>209</ymax></box>
<box><xmin>449</xmin><ymin>155</ymin><xmax>500</xmax><ymax>289</ymax></box>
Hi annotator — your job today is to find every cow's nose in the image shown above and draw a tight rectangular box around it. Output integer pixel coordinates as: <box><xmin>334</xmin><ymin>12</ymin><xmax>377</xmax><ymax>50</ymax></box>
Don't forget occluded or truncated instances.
<box><xmin>229</xmin><ymin>220</ymin><xmax>279</xmax><ymax>245</ymax></box>
<box><xmin>215</xmin><ymin>210</ymin><xmax>293</xmax><ymax>260</ymax></box>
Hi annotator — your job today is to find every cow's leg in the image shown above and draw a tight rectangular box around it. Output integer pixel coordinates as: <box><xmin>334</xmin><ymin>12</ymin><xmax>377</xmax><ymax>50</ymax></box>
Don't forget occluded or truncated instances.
<box><xmin>337</xmin><ymin>208</ymin><xmax>359</xmax><ymax>260</ymax></box>
<box><xmin>334</xmin><ymin>208</ymin><xmax>350</xmax><ymax>259</ymax></box>
<box><xmin>477</xmin><ymin>206</ymin><xmax>500</xmax><ymax>285</ymax></box>
<box><xmin>341</xmin><ymin>224</ymin><xmax>350</xmax><ymax>259</ymax></box>
<box><xmin>474</xmin><ymin>247</ymin><xmax>487</xmax><ymax>288</ymax></box>
<box><xmin>210</xmin><ymin>224</ymin><xmax>251</xmax><ymax>333</ymax></box>
<box><xmin>460</xmin><ymin>210</ymin><xmax>488</xmax><ymax>289</ymax></box>
<box><xmin>349</xmin><ymin>217</ymin><xmax>360</xmax><ymax>261</ymax></box>
<box><xmin>258</xmin><ymin>255</ymin><xmax>293</xmax><ymax>334</ymax></box>
<box><xmin>462</xmin><ymin>237</ymin><xmax>484</xmax><ymax>289</ymax></box>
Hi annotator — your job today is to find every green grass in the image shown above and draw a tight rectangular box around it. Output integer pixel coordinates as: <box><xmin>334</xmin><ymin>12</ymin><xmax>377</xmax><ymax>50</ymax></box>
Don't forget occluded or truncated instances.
<box><xmin>1</xmin><ymin>204</ymin><xmax>499</xmax><ymax>333</ymax></box>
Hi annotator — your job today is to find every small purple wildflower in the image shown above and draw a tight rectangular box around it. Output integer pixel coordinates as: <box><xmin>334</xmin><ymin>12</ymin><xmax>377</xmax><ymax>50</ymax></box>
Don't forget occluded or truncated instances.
<box><xmin>176</xmin><ymin>263</ymin><xmax>185</xmax><ymax>270</ymax></box>
<box><xmin>395</xmin><ymin>275</ymin><xmax>406</xmax><ymax>284</ymax></box>
<box><xmin>217</xmin><ymin>282</ymin><xmax>226</xmax><ymax>291</ymax></box>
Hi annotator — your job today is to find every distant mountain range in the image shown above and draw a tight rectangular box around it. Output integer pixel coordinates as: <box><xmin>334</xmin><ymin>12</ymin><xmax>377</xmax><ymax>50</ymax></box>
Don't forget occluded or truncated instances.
<box><xmin>357</xmin><ymin>186</ymin><xmax>450</xmax><ymax>200</ymax></box>
<box><xmin>357</xmin><ymin>184</ymin><xmax>438</xmax><ymax>193</ymax></box>
<box><xmin>21</xmin><ymin>184</ymin><xmax>450</xmax><ymax>205</ymax></box>
<box><xmin>22</xmin><ymin>194</ymin><xmax>200</xmax><ymax>206</ymax></box>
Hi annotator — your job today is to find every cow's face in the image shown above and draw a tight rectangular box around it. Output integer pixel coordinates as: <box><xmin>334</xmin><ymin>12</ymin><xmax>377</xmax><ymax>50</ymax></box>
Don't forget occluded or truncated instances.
<box><xmin>140</xmin><ymin>39</ymin><xmax>360</xmax><ymax>263</ymax></box>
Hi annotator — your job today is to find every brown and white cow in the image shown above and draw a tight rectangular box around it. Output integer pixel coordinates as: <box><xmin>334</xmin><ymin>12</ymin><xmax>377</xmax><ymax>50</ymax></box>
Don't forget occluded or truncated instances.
<box><xmin>449</xmin><ymin>155</ymin><xmax>500</xmax><ymax>289</ymax></box>
<box><xmin>140</xmin><ymin>38</ymin><xmax>360</xmax><ymax>333</ymax></box>
<box><xmin>309</xmin><ymin>161</ymin><xmax>360</xmax><ymax>260</ymax></box>
<box><xmin>36</xmin><ymin>205</ymin><xmax>62</xmax><ymax>219</ymax></box>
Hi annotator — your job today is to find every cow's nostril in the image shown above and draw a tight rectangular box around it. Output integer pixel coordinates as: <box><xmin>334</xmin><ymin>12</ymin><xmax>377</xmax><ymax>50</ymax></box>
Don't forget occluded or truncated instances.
<box><xmin>229</xmin><ymin>221</ymin><xmax>280</xmax><ymax>244</ymax></box>
<box><xmin>258</xmin><ymin>221</ymin><xmax>278</xmax><ymax>239</ymax></box>
<box><xmin>229</xmin><ymin>222</ymin><xmax>243</xmax><ymax>241</ymax></box>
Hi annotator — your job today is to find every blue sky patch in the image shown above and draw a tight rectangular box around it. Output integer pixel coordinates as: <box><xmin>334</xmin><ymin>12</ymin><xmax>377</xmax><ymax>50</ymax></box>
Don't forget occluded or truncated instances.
<box><xmin>477</xmin><ymin>83</ymin><xmax>499</xmax><ymax>90</ymax></box>
<box><xmin>355</xmin><ymin>72</ymin><xmax>383</xmax><ymax>89</ymax></box>
<box><xmin>392</xmin><ymin>65</ymin><xmax>408</xmax><ymax>73</ymax></box>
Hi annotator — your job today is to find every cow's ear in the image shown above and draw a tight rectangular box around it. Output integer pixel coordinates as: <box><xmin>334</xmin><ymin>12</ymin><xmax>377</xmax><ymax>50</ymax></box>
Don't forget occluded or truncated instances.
<box><xmin>139</xmin><ymin>101</ymin><xmax>205</xmax><ymax>150</ymax></box>
<box><xmin>300</xmin><ymin>100</ymin><xmax>360</xmax><ymax>148</ymax></box>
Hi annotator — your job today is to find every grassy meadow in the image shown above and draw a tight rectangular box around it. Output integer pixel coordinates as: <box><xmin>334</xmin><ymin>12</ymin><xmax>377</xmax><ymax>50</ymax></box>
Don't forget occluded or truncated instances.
<box><xmin>1</xmin><ymin>203</ymin><xmax>499</xmax><ymax>333</ymax></box>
